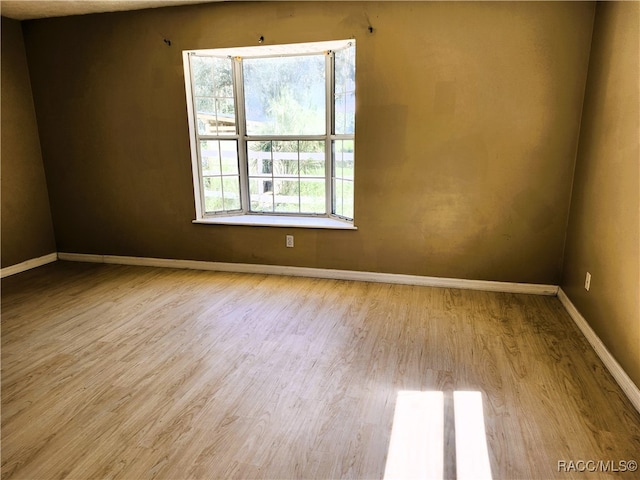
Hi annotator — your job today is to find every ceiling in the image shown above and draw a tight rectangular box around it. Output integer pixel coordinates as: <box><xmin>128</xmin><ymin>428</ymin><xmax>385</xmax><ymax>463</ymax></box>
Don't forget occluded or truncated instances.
<box><xmin>0</xmin><ymin>0</ymin><xmax>224</xmax><ymax>21</ymax></box>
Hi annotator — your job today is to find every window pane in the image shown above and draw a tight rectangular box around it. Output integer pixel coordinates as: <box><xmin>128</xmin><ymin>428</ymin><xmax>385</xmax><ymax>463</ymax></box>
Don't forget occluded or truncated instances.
<box><xmin>220</xmin><ymin>141</ymin><xmax>239</xmax><ymax>174</ymax></box>
<box><xmin>334</xmin><ymin>178</ymin><xmax>344</xmax><ymax>217</ymax></box>
<box><xmin>272</xmin><ymin>140</ymin><xmax>298</xmax><ymax>151</ymax></box>
<box><xmin>195</xmin><ymin>101</ymin><xmax>235</xmax><ymax>136</ymax></box>
<box><xmin>191</xmin><ymin>56</ymin><xmax>233</xmax><ymax>98</ymax></box>
<box><xmin>334</xmin><ymin>45</ymin><xmax>355</xmax><ymax>95</ymax></box>
<box><xmin>274</xmin><ymin>179</ymin><xmax>300</xmax><ymax>213</ymax></box>
<box><xmin>340</xmin><ymin>139</ymin><xmax>355</xmax><ymax>154</ymax></box>
<box><xmin>335</xmin><ymin>92</ymin><xmax>355</xmax><ymax>135</ymax></box>
<box><xmin>201</xmin><ymin>140</ymin><xmax>238</xmax><ymax>176</ymax></box>
<box><xmin>299</xmin><ymin>158</ymin><xmax>325</xmax><ymax>177</ymax></box>
<box><xmin>191</xmin><ymin>56</ymin><xmax>215</xmax><ymax>97</ymax></box>
<box><xmin>200</xmin><ymin>140</ymin><xmax>221</xmax><ymax>176</ymax></box>
<box><xmin>248</xmin><ymin>140</ymin><xmax>327</xmax><ymax>215</ymax></box>
<box><xmin>250</xmin><ymin>178</ymin><xmax>273</xmax><ymax>212</ymax></box>
<box><xmin>222</xmin><ymin>176</ymin><xmax>241</xmax><ymax>211</ymax></box>
<box><xmin>273</xmin><ymin>155</ymin><xmax>298</xmax><ymax>179</ymax></box>
<box><xmin>196</xmin><ymin>97</ymin><xmax>215</xmax><ymax>115</ymax></box>
<box><xmin>300</xmin><ymin>179</ymin><xmax>325</xmax><ymax>214</ymax></box>
<box><xmin>203</xmin><ymin>176</ymin><xmax>223</xmax><ymax>213</ymax></box>
<box><xmin>201</xmin><ymin>141</ymin><xmax>240</xmax><ymax>213</ymax></box>
<box><xmin>332</xmin><ymin>140</ymin><xmax>355</xmax><ymax>219</ymax></box>
<box><xmin>271</xmin><ymin>141</ymin><xmax>298</xmax><ymax>178</ymax></box>
<box><xmin>273</xmin><ymin>157</ymin><xmax>298</xmax><ymax>177</ymax></box>
<box><xmin>334</xmin><ymin>94</ymin><xmax>346</xmax><ymax>136</ymax></box>
<box><xmin>248</xmin><ymin>141</ymin><xmax>274</xmax><ymax>213</ymax></box>
<box><xmin>342</xmin><ymin>151</ymin><xmax>354</xmax><ymax>180</ymax></box>
<box><xmin>191</xmin><ymin>55</ymin><xmax>235</xmax><ymax>136</ymax></box>
<box><xmin>336</xmin><ymin>148</ymin><xmax>354</xmax><ymax>180</ymax></box>
<box><xmin>247</xmin><ymin>141</ymin><xmax>272</xmax><ymax>176</ymax></box>
<box><xmin>334</xmin><ymin>44</ymin><xmax>355</xmax><ymax>135</ymax></box>
<box><xmin>342</xmin><ymin>180</ymin><xmax>354</xmax><ymax>219</ymax></box>
<box><xmin>215</xmin><ymin>98</ymin><xmax>236</xmax><ymax>135</ymax></box>
<box><xmin>299</xmin><ymin>141</ymin><xmax>325</xmax><ymax>177</ymax></box>
<box><xmin>243</xmin><ymin>55</ymin><xmax>326</xmax><ymax>135</ymax></box>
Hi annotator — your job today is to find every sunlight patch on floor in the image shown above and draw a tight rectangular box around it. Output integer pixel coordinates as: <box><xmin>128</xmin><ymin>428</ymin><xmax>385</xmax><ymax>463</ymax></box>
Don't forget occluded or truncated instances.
<box><xmin>383</xmin><ymin>391</ymin><xmax>444</xmax><ymax>480</ymax></box>
<box><xmin>454</xmin><ymin>391</ymin><xmax>492</xmax><ymax>480</ymax></box>
<box><xmin>384</xmin><ymin>390</ymin><xmax>492</xmax><ymax>480</ymax></box>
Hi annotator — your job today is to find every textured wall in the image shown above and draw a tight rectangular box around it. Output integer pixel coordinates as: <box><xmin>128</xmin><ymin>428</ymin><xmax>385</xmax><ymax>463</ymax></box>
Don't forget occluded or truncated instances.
<box><xmin>23</xmin><ymin>1</ymin><xmax>594</xmax><ymax>283</ymax></box>
<box><xmin>562</xmin><ymin>2</ymin><xmax>640</xmax><ymax>388</ymax></box>
<box><xmin>1</xmin><ymin>17</ymin><xmax>56</xmax><ymax>268</ymax></box>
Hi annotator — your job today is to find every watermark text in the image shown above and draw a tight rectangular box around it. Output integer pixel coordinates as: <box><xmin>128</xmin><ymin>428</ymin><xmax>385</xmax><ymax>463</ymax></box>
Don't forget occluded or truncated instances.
<box><xmin>558</xmin><ymin>460</ymin><xmax>637</xmax><ymax>473</ymax></box>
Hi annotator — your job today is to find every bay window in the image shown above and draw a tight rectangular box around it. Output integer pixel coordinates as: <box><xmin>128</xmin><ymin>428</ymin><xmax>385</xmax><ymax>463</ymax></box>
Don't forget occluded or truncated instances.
<box><xmin>183</xmin><ymin>40</ymin><xmax>356</xmax><ymax>227</ymax></box>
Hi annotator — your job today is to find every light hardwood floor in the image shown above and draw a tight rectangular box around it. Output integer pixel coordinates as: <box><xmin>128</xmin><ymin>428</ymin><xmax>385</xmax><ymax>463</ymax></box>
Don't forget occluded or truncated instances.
<box><xmin>2</xmin><ymin>261</ymin><xmax>639</xmax><ymax>479</ymax></box>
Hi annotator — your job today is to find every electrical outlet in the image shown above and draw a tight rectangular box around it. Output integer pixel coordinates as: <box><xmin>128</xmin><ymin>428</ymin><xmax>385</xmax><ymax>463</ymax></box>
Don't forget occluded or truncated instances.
<box><xmin>286</xmin><ymin>235</ymin><xmax>294</xmax><ymax>248</ymax></box>
<box><xmin>584</xmin><ymin>272</ymin><xmax>591</xmax><ymax>291</ymax></box>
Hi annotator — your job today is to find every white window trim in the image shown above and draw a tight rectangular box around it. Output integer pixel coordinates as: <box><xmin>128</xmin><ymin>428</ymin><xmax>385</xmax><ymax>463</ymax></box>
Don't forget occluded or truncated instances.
<box><xmin>183</xmin><ymin>40</ymin><xmax>356</xmax><ymax>229</ymax></box>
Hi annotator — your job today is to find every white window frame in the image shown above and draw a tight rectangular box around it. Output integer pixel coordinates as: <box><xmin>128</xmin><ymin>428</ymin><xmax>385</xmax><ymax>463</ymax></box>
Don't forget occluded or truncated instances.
<box><xmin>183</xmin><ymin>40</ymin><xmax>356</xmax><ymax>229</ymax></box>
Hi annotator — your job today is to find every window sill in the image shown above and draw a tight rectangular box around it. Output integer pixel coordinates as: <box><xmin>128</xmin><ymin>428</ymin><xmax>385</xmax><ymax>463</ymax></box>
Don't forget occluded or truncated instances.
<box><xmin>193</xmin><ymin>215</ymin><xmax>357</xmax><ymax>230</ymax></box>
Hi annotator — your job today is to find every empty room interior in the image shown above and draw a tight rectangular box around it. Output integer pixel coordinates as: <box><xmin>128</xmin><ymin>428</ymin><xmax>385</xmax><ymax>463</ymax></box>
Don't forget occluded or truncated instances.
<box><xmin>1</xmin><ymin>0</ymin><xmax>639</xmax><ymax>478</ymax></box>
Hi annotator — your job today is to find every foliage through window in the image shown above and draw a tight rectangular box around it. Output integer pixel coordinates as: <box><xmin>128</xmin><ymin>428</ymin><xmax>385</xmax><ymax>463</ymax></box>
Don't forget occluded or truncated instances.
<box><xmin>184</xmin><ymin>40</ymin><xmax>355</xmax><ymax>222</ymax></box>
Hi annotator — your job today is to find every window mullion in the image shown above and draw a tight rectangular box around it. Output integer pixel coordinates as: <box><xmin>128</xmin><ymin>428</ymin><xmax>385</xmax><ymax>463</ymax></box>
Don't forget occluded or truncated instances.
<box><xmin>270</xmin><ymin>144</ymin><xmax>275</xmax><ymax>212</ymax></box>
<box><xmin>234</xmin><ymin>57</ymin><xmax>250</xmax><ymax>214</ymax></box>
<box><xmin>325</xmin><ymin>51</ymin><xmax>334</xmax><ymax>217</ymax></box>
<box><xmin>244</xmin><ymin>135</ymin><xmax>326</xmax><ymax>141</ymax></box>
<box><xmin>297</xmin><ymin>141</ymin><xmax>302</xmax><ymax>214</ymax></box>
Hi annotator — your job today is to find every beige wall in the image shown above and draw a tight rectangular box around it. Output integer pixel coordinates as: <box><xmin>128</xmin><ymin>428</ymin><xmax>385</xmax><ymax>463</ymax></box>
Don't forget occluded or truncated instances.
<box><xmin>1</xmin><ymin>17</ymin><xmax>56</xmax><ymax>268</ymax></box>
<box><xmin>562</xmin><ymin>2</ymin><xmax>640</xmax><ymax>388</ymax></box>
<box><xmin>22</xmin><ymin>1</ymin><xmax>594</xmax><ymax>283</ymax></box>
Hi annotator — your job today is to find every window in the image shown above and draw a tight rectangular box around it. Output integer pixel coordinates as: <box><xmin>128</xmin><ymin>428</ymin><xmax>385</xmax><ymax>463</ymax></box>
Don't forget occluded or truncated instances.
<box><xmin>183</xmin><ymin>40</ymin><xmax>356</xmax><ymax>227</ymax></box>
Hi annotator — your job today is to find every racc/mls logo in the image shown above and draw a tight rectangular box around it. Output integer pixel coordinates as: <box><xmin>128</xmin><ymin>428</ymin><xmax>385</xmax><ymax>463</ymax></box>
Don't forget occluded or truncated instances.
<box><xmin>557</xmin><ymin>460</ymin><xmax>637</xmax><ymax>473</ymax></box>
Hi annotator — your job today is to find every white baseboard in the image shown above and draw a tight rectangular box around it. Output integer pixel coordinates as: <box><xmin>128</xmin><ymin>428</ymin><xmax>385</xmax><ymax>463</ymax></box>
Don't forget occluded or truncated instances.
<box><xmin>0</xmin><ymin>252</ymin><xmax>58</xmax><ymax>279</ymax></box>
<box><xmin>56</xmin><ymin>252</ymin><xmax>558</xmax><ymax>295</ymax></box>
<box><xmin>558</xmin><ymin>288</ymin><xmax>640</xmax><ymax>414</ymax></box>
